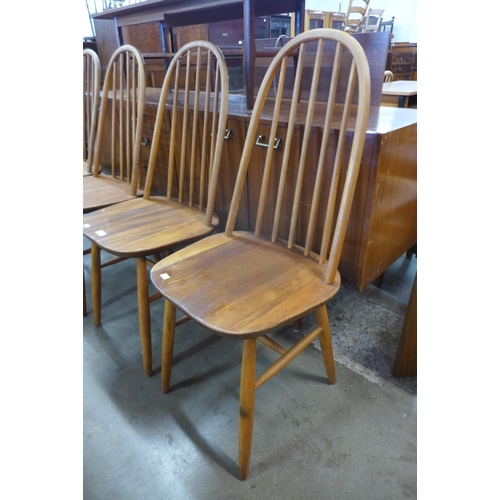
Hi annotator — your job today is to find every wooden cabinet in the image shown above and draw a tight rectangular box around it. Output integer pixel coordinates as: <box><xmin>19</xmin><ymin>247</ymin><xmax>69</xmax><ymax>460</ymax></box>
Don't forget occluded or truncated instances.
<box><xmin>215</xmin><ymin>115</ymin><xmax>249</xmax><ymax>230</ymax></box>
<box><xmin>386</xmin><ymin>43</ymin><xmax>417</xmax><ymax>81</ymax></box>
<box><xmin>139</xmin><ymin>104</ymin><xmax>174</xmax><ymax>196</ymax></box>
<box><xmin>105</xmin><ymin>88</ymin><xmax>416</xmax><ymax>293</ymax></box>
<box><xmin>121</xmin><ymin>21</ymin><xmax>168</xmax><ymax>87</ymax></box>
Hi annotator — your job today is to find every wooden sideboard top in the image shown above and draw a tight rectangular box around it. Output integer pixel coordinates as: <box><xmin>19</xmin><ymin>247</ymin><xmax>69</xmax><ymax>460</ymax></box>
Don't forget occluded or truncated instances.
<box><xmin>143</xmin><ymin>87</ymin><xmax>417</xmax><ymax>134</ymax></box>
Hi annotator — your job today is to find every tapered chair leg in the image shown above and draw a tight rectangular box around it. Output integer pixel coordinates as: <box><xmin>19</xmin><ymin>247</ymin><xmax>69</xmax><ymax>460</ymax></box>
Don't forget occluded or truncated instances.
<box><xmin>83</xmin><ymin>270</ymin><xmax>87</xmax><ymax>317</ymax></box>
<box><xmin>137</xmin><ymin>257</ymin><xmax>153</xmax><ymax>376</ymax></box>
<box><xmin>91</xmin><ymin>242</ymin><xmax>101</xmax><ymax>326</ymax></box>
<box><xmin>161</xmin><ymin>299</ymin><xmax>176</xmax><ymax>393</ymax></box>
<box><xmin>239</xmin><ymin>338</ymin><xmax>257</xmax><ymax>480</ymax></box>
<box><xmin>315</xmin><ymin>305</ymin><xmax>336</xmax><ymax>384</ymax></box>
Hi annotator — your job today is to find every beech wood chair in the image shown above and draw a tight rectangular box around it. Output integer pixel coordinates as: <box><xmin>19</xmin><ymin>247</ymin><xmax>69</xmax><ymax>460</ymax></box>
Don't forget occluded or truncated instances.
<box><xmin>384</xmin><ymin>70</ymin><xmax>394</xmax><ymax>82</ymax></box>
<box><xmin>83</xmin><ymin>49</ymin><xmax>101</xmax><ymax>176</ymax></box>
<box><xmin>83</xmin><ymin>40</ymin><xmax>229</xmax><ymax>376</ymax></box>
<box><xmin>344</xmin><ymin>0</ymin><xmax>370</xmax><ymax>34</ymax></box>
<box><xmin>83</xmin><ymin>44</ymin><xmax>146</xmax><ymax>214</ymax></box>
<box><xmin>150</xmin><ymin>29</ymin><xmax>371</xmax><ymax>479</ymax></box>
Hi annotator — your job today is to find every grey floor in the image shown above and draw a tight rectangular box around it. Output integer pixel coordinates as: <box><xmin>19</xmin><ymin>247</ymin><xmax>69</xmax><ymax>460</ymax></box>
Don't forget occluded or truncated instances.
<box><xmin>83</xmin><ymin>246</ymin><xmax>417</xmax><ymax>500</ymax></box>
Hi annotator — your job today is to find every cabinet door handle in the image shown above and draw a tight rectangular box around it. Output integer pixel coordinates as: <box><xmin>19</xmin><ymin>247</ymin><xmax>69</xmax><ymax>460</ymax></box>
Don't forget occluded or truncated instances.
<box><xmin>256</xmin><ymin>134</ymin><xmax>281</xmax><ymax>149</ymax></box>
<box><xmin>141</xmin><ymin>138</ymin><xmax>149</xmax><ymax>146</ymax></box>
<box><xmin>224</xmin><ymin>129</ymin><xmax>232</xmax><ymax>139</ymax></box>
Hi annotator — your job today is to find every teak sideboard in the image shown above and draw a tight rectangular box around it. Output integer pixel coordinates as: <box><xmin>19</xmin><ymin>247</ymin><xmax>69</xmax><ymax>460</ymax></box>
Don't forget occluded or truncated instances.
<box><xmin>100</xmin><ymin>89</ymin><xmax>416</xmax><ymax>292</ymax></box>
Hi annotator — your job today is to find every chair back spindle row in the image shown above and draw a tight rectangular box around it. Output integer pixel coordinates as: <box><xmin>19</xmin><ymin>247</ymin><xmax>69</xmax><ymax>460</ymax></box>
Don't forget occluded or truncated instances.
<box><xmin>143</xmin><ymin>41</ymin><xmax>229</xmax><ymax>228</ymax></box>
<box><xmin>83</xmin><ymin>49</ymin><xmax>101</xmax><ymax>172</ymax></box>
<box><xmin>224</xmin><ymin>30</ymin><xmax>371</xmax><ymax>285</ymax></box>
<box><xmin>92</xmin><ymin>45</ymin><xmax>146</xmax><ymax>196</ymax></box>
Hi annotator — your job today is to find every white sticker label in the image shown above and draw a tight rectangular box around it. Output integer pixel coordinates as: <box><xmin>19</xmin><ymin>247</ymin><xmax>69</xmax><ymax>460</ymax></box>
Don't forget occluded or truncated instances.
<box><xmin>160</xmin><ymin>273</ymin><xmax>170</xmax><ymax>280</ymax></box>
<box><xmin>83</xmin><ymin>223</ymin><xmax>91</xmax><ymax>228</ymax></box>
<box><xmin>95</xmin><ymin>230</ymin><xmax>107</xmax><ymax>237</ymax></box>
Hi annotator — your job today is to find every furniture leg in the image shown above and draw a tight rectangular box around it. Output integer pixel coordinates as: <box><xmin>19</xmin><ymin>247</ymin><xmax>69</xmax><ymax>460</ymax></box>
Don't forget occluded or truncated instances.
<box><xmin>239</xmin><ymin>338</ymin><xmax>256</xmax><ymax>480</ymax></box>
<box><xmin>315</xmin><ymin>305</ymin><xmax>336</xmax><ymax>384</ymax></box>
<box><xmin>137</xmin><ymin>256</ymin><xmax>153</xmax><ymax>376</ymax></box>
<box><xmin>91</xmin><ymin>242</ymin><xmax>101</xmax><ymax>326</ymax></box>
<box><xmin>83</xmin><ymin>270</ymin><xmax>87</xmax><ymax>317</ymax></box>
<box><xmin>161</xmin><ymin>299</ymin><xmax>176</xmax><ymax>393</ymax></box>
<box><xmin>392</xmin><ymin>274</ymin><xmax>417</xmax><ymax>377</ymax></box>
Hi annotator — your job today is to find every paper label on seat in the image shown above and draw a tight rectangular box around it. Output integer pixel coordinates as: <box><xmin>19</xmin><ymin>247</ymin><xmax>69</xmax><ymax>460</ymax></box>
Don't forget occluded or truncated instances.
<box><xmin>95</xmin><ymin>230</ymin><xmax>107</xmax><ymax>237</ymax></box>
<box><xmin>83</xmin><ymin>223</ymin><xmax>91</xmax><ymax>228</ymax></box>
<box><xmin>160</xmin><ymin>273</ymin><xmax>170</xmax><ymax>280</ymax></box>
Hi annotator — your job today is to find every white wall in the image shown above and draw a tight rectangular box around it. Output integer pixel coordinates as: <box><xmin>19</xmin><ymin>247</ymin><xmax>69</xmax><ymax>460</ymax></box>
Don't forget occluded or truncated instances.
<box><xmin>306</xmin><ymin>0</ymin><xmax>417</xmax><ymax>43</ymax></box>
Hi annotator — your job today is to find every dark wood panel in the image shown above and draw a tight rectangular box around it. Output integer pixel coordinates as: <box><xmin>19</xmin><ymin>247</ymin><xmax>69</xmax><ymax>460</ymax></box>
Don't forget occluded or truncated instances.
<box><xmin>121</xmin><ymin>21</ymin><xmax>167</xmax><ymax>87</ymax></box>
<box><xmin>94</xmin><ymin>18</ymin><xmax>120</xmax><ymax>73</ymax></box>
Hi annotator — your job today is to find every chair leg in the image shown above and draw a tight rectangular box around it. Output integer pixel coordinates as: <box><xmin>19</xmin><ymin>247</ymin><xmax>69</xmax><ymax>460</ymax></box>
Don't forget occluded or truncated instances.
<box><xmin>239</xmin><ymin>338</ymin><xmax>256</xmax><ymax>480</ymax></box>
<box><xmin>161</xmin><ymin>299</ymin><xmax>176</xmax><ymax>393</ymax></box>
<box><xmin>91</xmin><ymin>242</ymin><xmax>101</xmax><ymax>326</ymax></box>
<box><xmin>137</xmin><ymin>257</ymin><xmax>153</xmax><ymax>377</ymax></box>
<box><xmin>83</xmin><ymin>270</ymin><xmax>87</xmax><ymax>317</ymax></box>
<box><xmin>315</xmin><ymin>305</ymin><xmax>336</xmax><ymax>384</ymax></box>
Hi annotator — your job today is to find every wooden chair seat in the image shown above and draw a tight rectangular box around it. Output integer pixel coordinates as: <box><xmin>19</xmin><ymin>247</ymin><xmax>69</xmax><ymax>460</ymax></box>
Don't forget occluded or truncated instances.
<box><xmin>151</xmin><ymin>231</ymin><xmax>341</xmax><ymax>337</ymax></box>
<box><xmin>83</xmin><ymin>197</ymin><xmax>219</xmax><ymax>256</ymax></box>
<box><xmin>83</xmin><ymin>175</ymin><xmax>143</xmax><ymax>213</ymax></box>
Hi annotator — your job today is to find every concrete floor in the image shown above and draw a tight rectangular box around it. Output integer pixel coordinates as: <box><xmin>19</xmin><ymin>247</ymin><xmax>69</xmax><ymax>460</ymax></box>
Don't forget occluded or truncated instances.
<box><xmin>83</xmin><ymin>249</ymin><xmax>417</xmax><ymax>499</ymax></box>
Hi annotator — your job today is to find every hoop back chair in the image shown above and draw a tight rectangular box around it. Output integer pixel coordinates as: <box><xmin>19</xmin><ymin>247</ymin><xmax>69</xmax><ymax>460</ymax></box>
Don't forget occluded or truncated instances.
<box><xmin>361</xmin><ymin>8</ymin><xmax>384</xmax><ymax>33</ymax></box>
<box><xmin>83</xmin><ymin>40</ymin><xmax>229</xmax><ymax>376</ymax></box>
<box><xmin>344</xmin><ymin>0</ymin><xmax>370</xmax><ymax>34</ymax></box>
<box><xmin>150</xmin><ymin>29</ymin><xmax>371</xmax><ymax>479</ymax></box>
<box><xmin>384</xmin><ymin>70</ymin><xmax>394</xmax><ymax>83</ymax></box>
<box><xmin>83</xmin><ymin>44</ymin><xmax>146</xmax><ymax>213</ymax></box>
<box><xmin>83</xmin><ymin>49</ymin><xmax>101</xmax><ymax>176</ymax></box>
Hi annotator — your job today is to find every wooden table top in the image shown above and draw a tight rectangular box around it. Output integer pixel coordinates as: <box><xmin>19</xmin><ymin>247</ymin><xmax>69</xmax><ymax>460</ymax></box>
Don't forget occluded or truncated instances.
<box><xmin>382</xmin><ymin>81</ymin><xmax>418</xmax><ymax>97</ymax></box>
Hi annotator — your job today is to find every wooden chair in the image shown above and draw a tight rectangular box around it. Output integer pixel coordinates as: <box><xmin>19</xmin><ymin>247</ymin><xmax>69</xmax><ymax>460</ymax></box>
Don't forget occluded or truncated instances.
<box><xmin>83</xmin><ymin>44</ymin><xmax>146</xmax><ymax>214</ymax></box>
<box><xmin>82</xmin><ymin>40</ymin><xmax>229</xmax><ymax>376</ymax></box>
<box><xmin>326</xmin><ymin>11</ymin><xmax>347</xmax><ymax>30</ymax></box>
<box><xmin>150</xmin><ymin>28</ymin><xmax>371</xmax><ymax>479</ymax></box>
<box><xmin>305</xmin><ymin>10</ymin><xmax>326</xmax><ymax>30</ymax></box>
<box><xmin>361</xmin><ymin>8</ymin><xmax>384</xmax><ymax>33</ymax></box>
<box><xmin>384</xmin><ymin>70</ymin><xmax>394</xmax><ymax>82</ymax></box>
<box><xmin>83</xmin><ymin>49</ymin><xmax>101</xmax><ymax>176</ymax></box>
<box><xmin>344</xmin><ymin>0</ymin><xmax>370</xmax><ymax>34</ymax></box>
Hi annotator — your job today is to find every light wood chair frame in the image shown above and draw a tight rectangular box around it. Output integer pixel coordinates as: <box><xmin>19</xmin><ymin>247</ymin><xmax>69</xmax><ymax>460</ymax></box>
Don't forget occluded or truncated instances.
<box><xmin>83</xmin><ymin>40</ymin><xmax>229</xmax><ymax>376</ymax></box>
<box><xmin>83</xmin><ymin>49</ymin><xmax>101</xmax><ymax>176</ymax></box>
<box><xmin>344</xmin><ymin>0</ymin><xmax>370</xmax><ymax>34</ymax></box>
<box><xmin>83</xmin><ymin>44</ymin><xmax>147</xmax><ymax>214</ymax></box>
<box><xmin>151</xmin><ymin>29</ymin><xmax>371</xmax><ymax>479</ymax></box>
<box><xmin>83</xmin><ymin>45</ymin><xmax>146</xmax><ymax>316</ymax></box>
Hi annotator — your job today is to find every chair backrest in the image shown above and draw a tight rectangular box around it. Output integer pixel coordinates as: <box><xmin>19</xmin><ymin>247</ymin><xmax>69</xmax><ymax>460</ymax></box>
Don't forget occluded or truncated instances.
<box><xmin>383</xmin><ymin>70</ymin><xmax>394</xmax><ymax>83</ymax></box>
<box><xmin>224</xmin><ymin>29</ymin><xmax>371</xmax><ymax>284</ymax></box>
<box><xmin>305</xmin><ymin>10</ymin><xmax>326</xmax><ymax>30</ymax></box>
<box><xmin>361</xmin><ymin>8</ymin><xmax>384</xmax><ymax>32</ymax></box>
<box><xmin>91</xmin><ymin>45</ymin><xmax>147</xmax><ymax>196</ymax></box>
<box><xmin>142</xmin><ymin>40</ymin><xmax>229</xmax><ymax>226</ymax></box>
<box><xmin>83</xmin><ymin>49</ymin><xmax>101</xmax><ymax>172</ymax></box>
<box><xmin>344</xmin><ymin>0</ymin><xmax>370</xmax><ymax>33</ymax></box>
